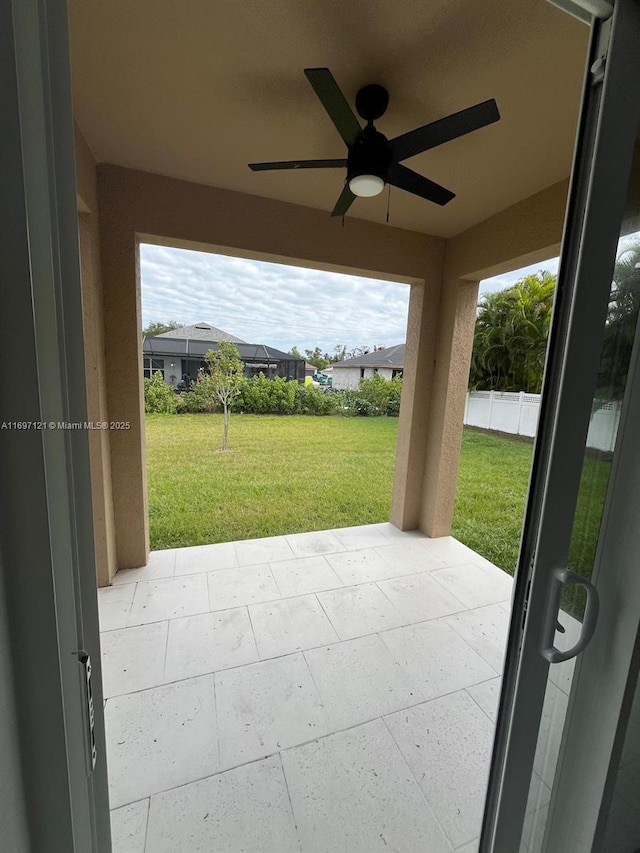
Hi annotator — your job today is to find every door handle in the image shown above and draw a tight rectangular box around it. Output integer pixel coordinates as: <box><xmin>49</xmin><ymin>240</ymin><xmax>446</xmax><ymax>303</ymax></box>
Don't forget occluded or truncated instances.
<box><xmin>540</xmin><ymin>567</ymin><xmax>600</xmax><ymax>663</ymax></box>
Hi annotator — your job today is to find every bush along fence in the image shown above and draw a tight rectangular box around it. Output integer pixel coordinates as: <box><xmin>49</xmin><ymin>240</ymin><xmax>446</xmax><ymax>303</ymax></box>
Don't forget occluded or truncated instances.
<box><xmin>144</xmin><ymin>371</ymin><xmax>402</xmax><ymax>418</ymax></box>
<box><xmin>464</xmin><ymin>390</ymin><xmax>622</xmax><ymax>452</ymax></box>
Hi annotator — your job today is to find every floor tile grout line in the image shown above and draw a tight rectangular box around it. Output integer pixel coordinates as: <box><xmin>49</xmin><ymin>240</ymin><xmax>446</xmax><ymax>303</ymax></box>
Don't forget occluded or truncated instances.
<box><xmin>123</xmin><ymin>581</ymin><xmax>138</xmax><ymax>629</ymax></box>
<box><xmin>110</xmin><ymin>543</ymin><xmax>454</xmax><ymax>587</ymax></box>
<box><xmin>277</xmin><ymin>751</ymin><xmax>304</xmax><ymax>853</ymax></box>
<box><xmin>372</xmin><ymin>630</ymin><xmax>426</xmax><ymax>703</ymax></box>
<box><xmin>105</xmin><ymin>628</ymin><xmax>364</xmax><ymax>700</ymax></box>
<box><xmin>442</xmin><ymin>609</ymin><xmax>507</xmax><ymax>675</ymax></box>
<box><xmin>104</xmin><ymin>560</ymin><xmax>511</xmax><ymax>624</ymax></box>
<box><xmin>161</xmin><ymin>618</ymin><xmax>171</xmax><ymax>683</ymax></box>
<box><xmin>245</xmin><ymin>603</ymin><xmax>262</xmax><ymax>662</ymax></box>
<box><xmin>379</xmin><ymin>713</ymin><xmax>456</xmax><ymax>851</ymax></box>
<box><xmin>371</xmin><ymin>578</ymin><xmax>413</xmax><ymax>625</ymax></box>
<box><xmin>100</xmin><ymin>606</ymin><xmax>510</xmax><ymax>698</ymax></box>
<box><xmin>463</xmin><ymin>679</ymin><xmax>502</xmax><ymax>725</ymax></box>
<box><xmin>212</xmin><ymin>673</ymin><xmax>221</xmax><ymax>771</ymax></box>
<box><xmin>312</xmin><ymin>592</ymin><xmax>341</xmax><ymax>644</ymax></box>
<box><xmin>426</xmin><ymin>569</ymin><xmax>478</xmax><ymax>612</ymax></box>
<box><xmin>142</xmin><ymin>796</ymin><xmax>151</xmax><ymax>853</ymax></box>
<box><xmin>102</xmin><ymin>587</ymin><xmax>509</xmax><ymax>645</ymax></box>
<box><xmin>111</xmin><ymin>531</ymin><xmax>496</xmax><ymax>578</ymax></box>
<box><xmin>110</xmin><ymin>679</ymin><xmax>499</xmax><ymax>811</ymax></box>
<box><xmin>266</xmin><ymin>563</ymin><xmax>284</xmax><ymax>599</ymax></box>
<box><xmin>300</xmin><ymin>649</ymin><xmax>325</xmax><ymax>714</ymax></box>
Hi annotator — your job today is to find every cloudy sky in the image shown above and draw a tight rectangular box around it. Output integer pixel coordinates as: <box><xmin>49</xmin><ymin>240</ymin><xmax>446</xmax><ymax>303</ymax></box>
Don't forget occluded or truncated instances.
<box><xmin>140</xmin><ymin>243</ymin><xmax>559</xmax><ymax>354</ymax></box>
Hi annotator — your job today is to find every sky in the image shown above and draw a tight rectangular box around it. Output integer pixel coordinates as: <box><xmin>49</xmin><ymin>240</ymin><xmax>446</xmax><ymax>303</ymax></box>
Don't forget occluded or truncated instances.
<box><xmin>140</xmin><ymin>243</ymin><xmax>559</xmax><ymax>355</ymax></box>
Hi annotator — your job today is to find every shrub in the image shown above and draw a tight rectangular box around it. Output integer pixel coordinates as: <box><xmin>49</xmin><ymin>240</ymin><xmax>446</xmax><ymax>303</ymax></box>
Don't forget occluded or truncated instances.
<box><xmin>176</xmin><ymin>371</ymin><xmax>220</xmax><ymax>414</ymax></box>
<box><xmin>237</xmin><ymin>374</ymin><xmax>298</xmax><ymax>414</ymax></box>
<box><xmin>144</xmin><ymin>371</ymin><xmax>177</xmax><ymax>414</ymax></box>
<box><xmin>176</xmin><ymin>374</ymin><xmax>379</xmax><ymax>417</ymax></box>
<box><xmin>348</xmin><ymin>396</ymin><xmax>375</xmax><ymax>416</ymax></box>
<box><xmin>294</xmin><ymin>383</ymin><xmax>339</xmax><ymax>415</ymax></box>
<box><xmin>358</xmin><ymin>373</ymin><xmax>403</xmax><ymax>415</ymax></box>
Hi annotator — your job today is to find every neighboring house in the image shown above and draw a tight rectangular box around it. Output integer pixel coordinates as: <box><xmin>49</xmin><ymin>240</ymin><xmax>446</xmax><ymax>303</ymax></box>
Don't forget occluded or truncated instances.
<box><xmin>332</xmin><ymin>344</ymin><xmax>405</xmax><ymax>390</ymax></box>
<box><xmin>143</xmin><ymin>322</ymin><xmax>305</xmax><ymax>385</ymax></box>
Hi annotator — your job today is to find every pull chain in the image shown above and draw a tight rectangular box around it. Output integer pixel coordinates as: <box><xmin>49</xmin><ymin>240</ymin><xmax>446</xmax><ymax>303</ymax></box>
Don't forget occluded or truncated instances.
<box><xmin>386</xmin><ymin>184</ymin><xmax>391</xmax><ymax>223</ymax></box>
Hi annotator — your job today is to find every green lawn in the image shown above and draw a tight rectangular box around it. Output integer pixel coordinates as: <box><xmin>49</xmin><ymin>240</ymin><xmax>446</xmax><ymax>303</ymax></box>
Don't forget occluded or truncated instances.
<box><xmin>146</xmin><ymin>414</ymin><xmax>540</xmax><ymax>574</ymax></box>
<box><xmin>452</xmin><ymin>429</ymin><xmax>534</xmax><ymax>573</ymax></box>
<box><xmin>146</xmin><ymin>414</ymin><xmax>398</xmax><ymax>550</ymax></box>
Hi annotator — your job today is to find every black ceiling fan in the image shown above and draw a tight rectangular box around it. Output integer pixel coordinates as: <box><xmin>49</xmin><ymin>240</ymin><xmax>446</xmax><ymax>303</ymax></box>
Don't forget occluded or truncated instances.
<box><xmin>249</xmin><ymin>68</ymin><xmax>500</xmax><ymax>218</ymax></box>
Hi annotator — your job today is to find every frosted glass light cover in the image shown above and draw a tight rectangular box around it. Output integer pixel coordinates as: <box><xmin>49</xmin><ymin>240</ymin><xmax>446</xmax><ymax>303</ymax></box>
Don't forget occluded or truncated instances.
<box><xmin>348</xmin><ymin>174</ymin><xmax>385</xmax><ymax>197</ymax></box>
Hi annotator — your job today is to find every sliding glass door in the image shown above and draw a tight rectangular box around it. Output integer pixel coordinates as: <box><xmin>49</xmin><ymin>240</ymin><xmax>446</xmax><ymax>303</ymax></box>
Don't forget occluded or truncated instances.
<box><xmin>482</xmin><ymin>2</ymin><xmax>640</xmax><ymax>851</ymax></box>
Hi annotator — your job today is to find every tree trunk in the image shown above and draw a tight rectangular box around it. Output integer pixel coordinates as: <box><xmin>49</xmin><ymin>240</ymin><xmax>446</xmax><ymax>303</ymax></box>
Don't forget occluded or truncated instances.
<box><xmin>221</xmin><ymin>403</ymin><xmax>230</xmax><ymax>450</ymax></box>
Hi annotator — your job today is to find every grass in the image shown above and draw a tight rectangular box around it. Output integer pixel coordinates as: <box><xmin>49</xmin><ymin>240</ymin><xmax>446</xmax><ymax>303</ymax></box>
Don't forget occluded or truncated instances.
<box><xmin>146</xmin><ymin>414</ymin><xmax>610</xmax><ymax>586</ymax></box>
<box><xmin>452</xmin><ymin>429</ymin><xmax>534</xmax><ymax>574</ymax></box>
<box><xmin>146</xmin><ymin>414</ymin><xmax>398</xmax><ymax>549</ymax></box>
<box><xmin>145</xmin><ymin>414</ymin><xmax>534</xmax><ymax>574</ymax></box>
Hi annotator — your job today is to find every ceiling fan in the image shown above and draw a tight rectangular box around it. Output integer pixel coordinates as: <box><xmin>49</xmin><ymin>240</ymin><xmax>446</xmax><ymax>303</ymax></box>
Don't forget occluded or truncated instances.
<box><xmin>249</xmin><ymin>68</ymin><xmax>500</xmax><ymax>218</ymax></box>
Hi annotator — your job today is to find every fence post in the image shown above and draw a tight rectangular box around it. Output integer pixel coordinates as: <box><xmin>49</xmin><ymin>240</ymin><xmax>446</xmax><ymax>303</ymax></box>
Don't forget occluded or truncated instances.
<box><xmin>464</xmin><ymin>392</ymin><xmax>469</xmax><ymax>424</ymax></box>
<box><xmin>488</xmin><ymin>390</ymin><xmax>494</xmax><ymax>430</ymax></box>
<box><xmin>517</xmin><ymin>391</ymin><xmax>525</xmax><ymax>435</ymax></box>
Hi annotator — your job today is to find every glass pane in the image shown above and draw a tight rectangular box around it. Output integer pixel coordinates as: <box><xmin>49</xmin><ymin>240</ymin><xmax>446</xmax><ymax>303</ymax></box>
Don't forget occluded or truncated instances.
<box><xmin>601</xmin><ymin>664</ymin><xmax>640</xmax><ymax>852</ymax></box>
<box><xmin>520</xmin><ymin>138</ymin><xmax>640</xmax><ymax>853</ymax></box>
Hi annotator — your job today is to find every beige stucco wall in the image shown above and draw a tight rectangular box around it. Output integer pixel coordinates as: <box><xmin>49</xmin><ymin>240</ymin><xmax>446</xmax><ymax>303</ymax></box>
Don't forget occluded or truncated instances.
<box><xmin>393</xmin><ymin>178</ymin><xmax>570</xmax><ymax>536</ymax></box>
<box><xmin>445</xmin><ymin>179</ymin><xmax>569</xmax><ymax>282</ymax></box>
<box><xmin>74</xmin><ymin>127</ymin><xmax>117</xmax><ymax>586</ymax></box>
<box><xmin>89</xmin><ymin>159</ymin><xmax>570</xmax><ymax>569</ymax></box>
<box><xmin>96</xmin><ymin>164</ymin><xmax>445</xmax><ymax>569</ymax></box>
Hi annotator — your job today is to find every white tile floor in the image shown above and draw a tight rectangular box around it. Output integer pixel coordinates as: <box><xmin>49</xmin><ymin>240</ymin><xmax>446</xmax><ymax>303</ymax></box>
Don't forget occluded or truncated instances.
<box><xmin>100</xmin><ymin>524</ymin><xmax>514</xmax><ymax>853</ymax></box>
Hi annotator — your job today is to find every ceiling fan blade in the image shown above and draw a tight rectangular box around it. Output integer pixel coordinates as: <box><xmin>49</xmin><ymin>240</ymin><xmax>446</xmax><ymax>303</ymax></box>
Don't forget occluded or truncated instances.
<box><xmin>331</xmin><ymin>183</ymin><xmax>356</xmax><ymax>217</ymax></box>
<box><xmin>388</xmin><ymin>163</ymin><xmax>455</xmax><ymax>206</ymax></box>
<box><xmin>391</xmin><ymin>99</ymin><xmax>500</xmax><ymax>162</ymax></box>
<box><xmin>304</xmin><ymin>68</ymin><xmax>362</xmax><ymax>147</ymax></box>
<box><xmin>249</xmin><ymin>158</ymin><xmax>347</xmax><ymax>171</ymax></box>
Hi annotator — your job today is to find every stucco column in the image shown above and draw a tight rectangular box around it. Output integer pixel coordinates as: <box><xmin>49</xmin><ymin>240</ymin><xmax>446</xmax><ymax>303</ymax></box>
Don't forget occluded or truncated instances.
<box><xmin>391</xmin><ymin>278</ymin><xmax>479</xmax><ymax>536</ymax></box>
<box><xmin>98</xmin><ymin>181</ymin><xmax>149</xmax><ymax>569</ymax></box>
<box><xmin>420</xmin><ymin>279</ymin><xmax>479</xmax><ymax>535</ymax></box>
<box><xmin>391</xmin><ymin>279</ymin><xmax>441</xmax><ymax>529</ymax></box>
<box><xmin>78</xmin><ymin>213</ymin><xmax>117</xmax><ymax>584</ymax></box>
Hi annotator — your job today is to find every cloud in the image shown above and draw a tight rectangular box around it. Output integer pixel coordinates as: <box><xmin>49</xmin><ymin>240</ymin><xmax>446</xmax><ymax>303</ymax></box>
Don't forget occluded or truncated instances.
<box><xmin>479</xmin><ymin>257</ymin><xmax>559</xmax><ymax>296</ymax></box>
<box><xmin>140</xmin><ymin>245</ymin><xmax>562</xmax><ymax>354</ymax></box>
<box><xmin>140</xmin><ymin>244</ymin><xmax>411</xmax><ymax>353</ymax></box>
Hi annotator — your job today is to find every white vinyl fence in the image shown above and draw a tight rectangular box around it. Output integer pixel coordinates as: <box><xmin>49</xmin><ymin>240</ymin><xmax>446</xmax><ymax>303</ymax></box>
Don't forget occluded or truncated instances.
<box><xmin>464</xmin><ymin>391</ymin><xmax>622</xmax><ymax>453</ymax></box>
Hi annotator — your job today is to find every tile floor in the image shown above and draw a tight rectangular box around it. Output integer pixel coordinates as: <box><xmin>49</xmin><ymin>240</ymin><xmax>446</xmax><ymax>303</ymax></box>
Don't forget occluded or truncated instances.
<box><xmin>99</xmin><ymin>524</ymin><xmax>516</xmax><ymax>853</ymax></box>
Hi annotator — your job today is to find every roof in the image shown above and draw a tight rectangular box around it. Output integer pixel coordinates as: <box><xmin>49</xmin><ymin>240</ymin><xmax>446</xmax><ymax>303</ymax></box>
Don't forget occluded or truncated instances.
<box><xmin>333</xmin><ymin>344</ymin><xmax>405</xmax><ymax>369</ymax></box>
<box><xmin>156</xmin><ymin>322</ymin><xmax>246</xmax><ymax>343</ymax></box>
<box><xmin>144</xmin><ymin>336</ymin><xmax>298</xmax><ymax>362</ymax></box>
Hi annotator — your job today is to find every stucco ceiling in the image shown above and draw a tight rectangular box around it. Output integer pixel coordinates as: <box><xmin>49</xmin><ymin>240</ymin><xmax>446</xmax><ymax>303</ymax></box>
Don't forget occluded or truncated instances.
<box><xmin>67</xmin><ymin>0</ymin><xmax>589</xmax><ymax>238</ymax></box>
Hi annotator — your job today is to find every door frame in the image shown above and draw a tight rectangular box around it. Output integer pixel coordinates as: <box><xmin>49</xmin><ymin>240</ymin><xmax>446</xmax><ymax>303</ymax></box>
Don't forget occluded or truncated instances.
<box><xmin>482</xmin><ymin>1</ymin><xmax>640</xmax><ymax>850</ymax></box>
<box><xmin>1</xmin><ymin>0</ymin><xmax>110</xmax><ymax>849</ymax></box>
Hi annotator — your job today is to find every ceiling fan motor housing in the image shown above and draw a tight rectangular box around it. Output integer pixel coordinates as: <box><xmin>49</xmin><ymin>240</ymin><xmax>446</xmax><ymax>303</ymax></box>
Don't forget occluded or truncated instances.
<box><xmin>347</xmin><ymin>127</ymin><xmax>393</xmax><ymax>184</ymax></box>
<box><xmin>249</xmin><ymin>69</ymin><xmax>499</xmax><ymax>216</ymax></box>
<box><xmin>355</xmin><ymin>84</ymin><xmax>389</xmax><ymax>123</ymax></box>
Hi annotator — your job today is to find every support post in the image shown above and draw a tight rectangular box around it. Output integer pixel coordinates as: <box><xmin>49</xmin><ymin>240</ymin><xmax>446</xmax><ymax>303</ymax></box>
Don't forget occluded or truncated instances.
<box><xmin>391</xmin><ymin>277</ymin><xmax>479</xmax><ymax>536</ymax></box>
<box><xmin>97</xmin><ymin>198</ymin><xmax>149</xmax><ymax>569</ymax></box>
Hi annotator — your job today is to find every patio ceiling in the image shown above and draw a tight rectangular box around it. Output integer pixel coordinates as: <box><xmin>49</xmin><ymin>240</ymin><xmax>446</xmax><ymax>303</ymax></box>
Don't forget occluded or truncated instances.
<box><xmin>67</xmin><ymin>0</ymin><xmax>589</xmax><ymax>238</ymax></box>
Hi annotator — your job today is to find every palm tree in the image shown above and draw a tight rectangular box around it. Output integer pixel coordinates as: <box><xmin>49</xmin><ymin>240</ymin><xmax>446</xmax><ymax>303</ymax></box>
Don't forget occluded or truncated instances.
<box><xmin>469</xmin><ymin>271</ymin><xmax>556</xmax><ymax>393</ymax></box>
<box><xmin>597</xmin><ymin>240</ymin><xmax>640</xmax><ymax>403</ymax></box>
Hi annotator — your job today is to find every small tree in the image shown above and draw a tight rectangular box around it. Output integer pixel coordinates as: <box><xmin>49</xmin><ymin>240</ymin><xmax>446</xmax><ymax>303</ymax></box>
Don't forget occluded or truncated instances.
<box><xmin>204</xmin><ymin>342</ymin><xmax>245</xmax><ymax>451</ymax></box>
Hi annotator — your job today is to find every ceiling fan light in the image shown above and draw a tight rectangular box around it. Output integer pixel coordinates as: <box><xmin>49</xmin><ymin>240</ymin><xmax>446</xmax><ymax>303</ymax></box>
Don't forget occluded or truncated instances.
<box><xmin>348</xmin><ymin>174</ymin><xmax>385</xmax><ymax>198</ymax></box>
